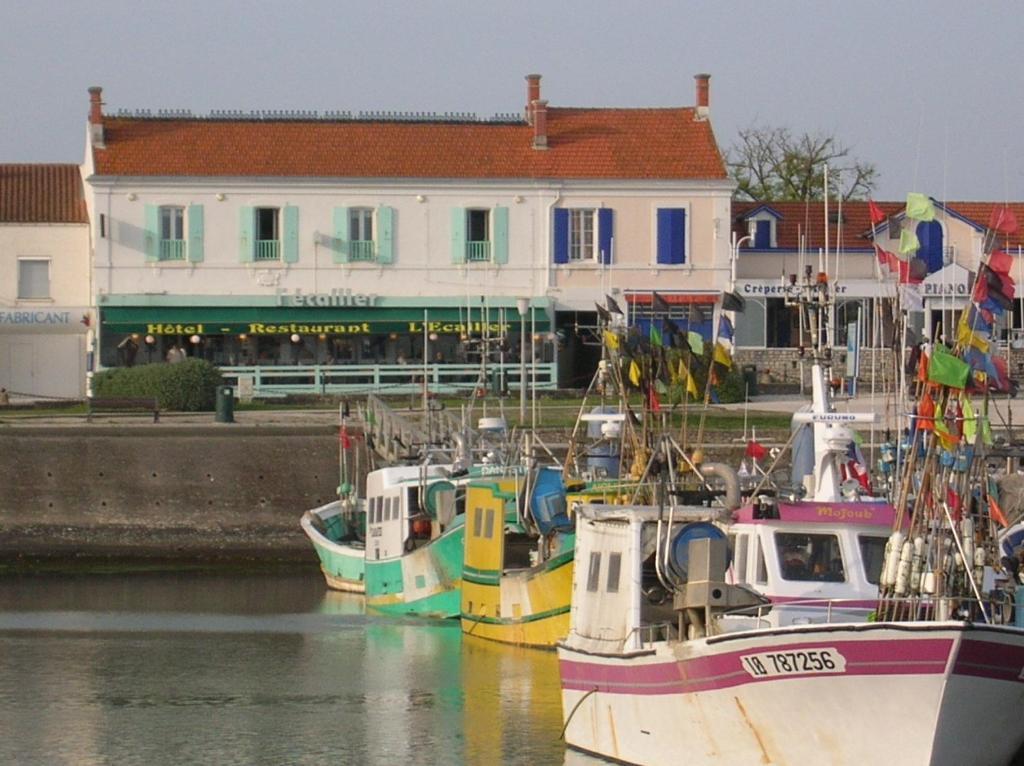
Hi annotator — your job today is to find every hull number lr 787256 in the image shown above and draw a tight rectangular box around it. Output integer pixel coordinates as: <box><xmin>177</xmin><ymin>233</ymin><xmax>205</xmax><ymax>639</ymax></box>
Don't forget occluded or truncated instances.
<box><xmin>740</xmin><ymin>648</ymin><xmax>846</xmax><ymax>678</ymax></box>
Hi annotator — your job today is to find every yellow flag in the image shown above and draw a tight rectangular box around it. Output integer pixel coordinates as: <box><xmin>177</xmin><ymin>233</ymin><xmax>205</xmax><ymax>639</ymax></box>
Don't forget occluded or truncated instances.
<box><xmin>602</xmin><ymin>330</ymin><xmax>620</xmax><ymax>351</ymax></box>
<box><xmin>713</xmin><ymin>342</ymin><xmax>733</xmax><ymax>369</ymax></box>
<box><xmin>628</xmin><ymin>360</ymin><xmax>641</xmax><ymax>387</ymax></box>
<box><xmin>962</xmin><ymin>395</ymin><xmax>977</xmax><ymax>444</ymax></box>
<box><xmin>956</xmin><ymin>318</ymin><xmax>989</xmax><ymax>353</ymax></box>
<box><xmin>686</xmin><ymin>369</ymin><xmax>699</xmax><ymax>397</ymax></box>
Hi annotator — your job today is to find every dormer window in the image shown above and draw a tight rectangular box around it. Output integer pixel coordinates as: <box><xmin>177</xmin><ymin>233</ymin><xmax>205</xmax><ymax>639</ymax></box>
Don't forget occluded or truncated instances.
<box><xmin>742</xmin><ymin>206</ymin><xmax>780</xmax><ymax>249</ymax></box>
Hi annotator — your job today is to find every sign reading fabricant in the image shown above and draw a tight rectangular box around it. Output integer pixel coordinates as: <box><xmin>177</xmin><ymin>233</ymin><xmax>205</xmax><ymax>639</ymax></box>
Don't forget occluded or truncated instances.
<box><xmin>0</xmin><ymin>307</ymin><xmax>91</xmax><ymax>333</ymax></box>
<box><xmin>276</xmin><ymin>288</ymin><xmax>380</xmax><ymax>307</ymax></box>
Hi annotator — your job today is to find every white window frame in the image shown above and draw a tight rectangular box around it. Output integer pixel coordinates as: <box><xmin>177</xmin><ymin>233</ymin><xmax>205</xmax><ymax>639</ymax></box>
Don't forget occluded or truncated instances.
<box><xmin>158</xmin><ymin>205</ymin><xmax>186</xmax><ymax>261</ymax></box>
<box><xmin>569</xmin><ymin>209</ymin><xmax>597</xmax><ymax>262</ymax></box>
<box><xmin>254</xmin><ymin>207</ymin><xmax>281</xmax><ymax>261</ymax></box>
<box><xmin>17</xmin><ymin>257</ymin><xmax>51</xmax><ymax>300</ymax></box>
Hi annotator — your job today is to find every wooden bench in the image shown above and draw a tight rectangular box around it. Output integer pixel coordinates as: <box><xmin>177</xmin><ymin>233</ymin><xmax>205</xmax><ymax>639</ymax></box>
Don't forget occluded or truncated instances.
<box><xmin>86</xmin><ymin>397</ymin><xmax>160</xmax><ymax>422</ymax></box>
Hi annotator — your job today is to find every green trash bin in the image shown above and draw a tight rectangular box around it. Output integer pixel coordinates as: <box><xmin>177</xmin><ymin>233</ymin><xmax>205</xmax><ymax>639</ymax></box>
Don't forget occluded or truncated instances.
<box><xmin>215</xmin><ymin>385</ymin><xmax>235</xmax><ymax>423</ymax></box>
<box><xmin>741</xmin><ymin>364</ymin><xmax>758</xmax><ymax>398</ymax></box>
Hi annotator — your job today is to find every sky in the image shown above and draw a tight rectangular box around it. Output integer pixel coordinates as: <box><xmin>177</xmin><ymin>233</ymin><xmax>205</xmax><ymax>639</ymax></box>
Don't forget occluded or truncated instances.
<box><xmin>1</xmin><ymin>0</ymin><xmax>1021</xmax><ymax>201</ymax></box>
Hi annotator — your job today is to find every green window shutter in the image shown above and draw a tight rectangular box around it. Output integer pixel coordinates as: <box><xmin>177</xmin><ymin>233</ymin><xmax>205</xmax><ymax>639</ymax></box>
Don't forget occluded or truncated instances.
<box><xmin>451</xmin><ymin>207</ymin><xmax>466</xmax><ymax>264</ymax></box>
<box><xmin>239</xmin><ymin>207</ymin><xmax>254</xmax><ymax>263</ymax></box>
<box><xmin>144</xmin><ymin>204</ymin><xmax>158</xmax><ymax>262</ymax></box>
<box><xmin>333</xmin><ymin>207</ymin><xmax>349</xmax><ymax>264</ymax></box>
<box><xmin>283</xmin><ymin>205</ymin><xmax>299</xmax><ymax>263</ymax></box>
<box><xmin>377</xmin><ymin>206</ymin><xmax>394</xmax><ymax>264</ymax></box>
<box><xmin>493</xmin><ymin>206</ymin><xmax>509</xmax><ymax>264</ymax></box>
<box><xmin>187</xmin><ymin>204</ymin><xmax>204</xmax><ymax>263</ymax></box>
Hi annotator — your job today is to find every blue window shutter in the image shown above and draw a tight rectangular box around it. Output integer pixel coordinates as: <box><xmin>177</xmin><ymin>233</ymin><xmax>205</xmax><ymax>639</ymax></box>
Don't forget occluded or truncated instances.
<box><xmin>187</xmin><ymin>204</ymin><xmax>204</xmax><ymax>263</ymax></box>
<box><xmin>283</xmin><ymin>206</ymin><xmax>299</xmax><ymax>263</ymax></box>
<box><xmin>144</xmin><ymin>204</ymin><xmax>158</xmax><ymax>262</ymax></box>
<box><xmin>656</xmin><ymin>209</ymin><xmax>673</xmax><ymax>265</ymax></box>
<box><xmin>676</xmin><ymin>209</ymin><xmax>687</xmax><ymax>264</ymax></box>
<box><xmin>493</xmin><ymin>206</ymin><xmax>508</xmax><ymax>264</ymax></box>
<box><xmin>553</xmin><ymin>209</ymin><xmax>569</xmax><ymax>264</ymax></box>
<box><xmin>333</xmin><ymin>207</ymin><xmax>349</xmax><ymax>264</ymax></box>
<box><xmin>451</xmin><ymin>208</ymin><xmax>466</xmax><ymax>264</ymax></box>
<box><xmin>598</xmin><ymin>208</ymin><xmax>614</xmax><ymax>264</ymax></box>
<box><xmin>239</xmin><ymin>207</ymin><xmax>254</xmax><ymax>263</ymax></box>
<box><xmin>377</xmin><ymin>206</ymin><xmax>394</xmax><ymax>264</ymax></box>
<box><xmin>754</xmin><ymin>220</ymin><xmax>771</xmax><ymax>249</ymax></box>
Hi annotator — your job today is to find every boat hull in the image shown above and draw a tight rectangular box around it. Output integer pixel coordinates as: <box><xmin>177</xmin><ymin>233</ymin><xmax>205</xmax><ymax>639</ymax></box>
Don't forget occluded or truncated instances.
<box><xmin>559</xmin><ymin>622</ymin><xmax>1024</xmax><ymax>766</ymax></box>
<box><xmin>365</xmin><ymin>522</ymin><xmax>464</xmax><ymax>618</ymax></box>
<box><xmin>300</xmin><ymin>502</ymin><xmax>365</xmax><ymax>594</ymax></box>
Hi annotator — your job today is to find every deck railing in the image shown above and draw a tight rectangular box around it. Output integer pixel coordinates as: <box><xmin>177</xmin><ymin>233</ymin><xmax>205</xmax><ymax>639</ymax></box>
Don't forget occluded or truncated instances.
<box><xmin>218</xmin><ymin>361</ymin><xmax>558</xmax><ymax>398</ymax></box>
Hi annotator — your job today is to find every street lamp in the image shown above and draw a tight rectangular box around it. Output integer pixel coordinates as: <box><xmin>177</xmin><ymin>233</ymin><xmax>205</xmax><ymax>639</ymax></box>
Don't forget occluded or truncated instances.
<box><xmin>730</xmin><ymin>232</ymin><xmax>753</xmax><ymax>291</ymax></box>
<box><xmin>516</xmin><ymin>298</ymin><xmax>529</xmax><ymax>423</ymax></box>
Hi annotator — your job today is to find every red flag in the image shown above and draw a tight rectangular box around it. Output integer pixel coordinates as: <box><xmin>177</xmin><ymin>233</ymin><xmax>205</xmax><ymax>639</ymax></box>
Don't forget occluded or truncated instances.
<box><xmin>989</xmin><ymin>206</ymin><xmax>1020</xmax><ymax>235</ymax></box>
<box><xmin>868</xmin><ymin>200</ymin><xmax>887</xmax><ymax>226</ymax></box>
<box><xmin>648</xmin><ymin>386</ymin><xmax>661</xmax><ymax>413</ymax></box>
<box><xmin>339</xmin><ymin>425</ymin><xmax>352</xmax><ymax>449</ymax></box>
<box><xmin>745</xmin><ymin>440</ymin><xmax>767</xmax><ymax>461</ymax></box>
<box><xmin>989</xmin><ymin>250</ymin><xmax>1014</xmax><ymax>275</ymax></box>
<box><xmin>989</xmin><ymin>495</ymin><xmax>1009</xmax><ymax>527</ymax></box>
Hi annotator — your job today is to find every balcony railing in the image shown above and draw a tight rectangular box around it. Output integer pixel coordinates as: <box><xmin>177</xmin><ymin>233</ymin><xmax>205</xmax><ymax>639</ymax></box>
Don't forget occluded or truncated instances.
<box><xmin>350</xmin><ymin>240</ymin><xmax>376</xmax><ymax>262</ymax></box>
<box><xmin>255</xmin><ymin>240</ymin><xmax>280</xmax><ymax>261</ymax></box>
<box><xmin>465</xmin><ymin>240</ymin><xmax>492</xmax><ymax>262</ymax></box>
<box><xmin>159</xmin><ymin>239</ymin><xmax>186</xmax><ymax>261</ymax></box>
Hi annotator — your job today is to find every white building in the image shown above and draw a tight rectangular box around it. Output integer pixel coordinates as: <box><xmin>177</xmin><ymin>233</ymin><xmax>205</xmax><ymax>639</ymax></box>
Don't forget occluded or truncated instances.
<box><xmin>0</xmin><ymin>164</ymin><xmax>90</xmax><ymax>399</ymax></box>
<box><xmin>81</xmin><ymin>75</ymin><xmax>733</xmax><ymax>394</ymax></box>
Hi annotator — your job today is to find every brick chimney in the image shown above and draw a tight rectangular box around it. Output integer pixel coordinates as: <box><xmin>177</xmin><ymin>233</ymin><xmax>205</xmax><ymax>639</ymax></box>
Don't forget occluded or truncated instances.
<box><xmin>525</xmin><ymin>73</ymin><xmax>541</xmax><ymax>124</ymax></box>
<box><xmin>694</xmin><ymin>73</ymin><xmax>710</xmax><ymax>121</ymax></box>
<box><xmin>88</xmin><ymin>86</ymin><xmax>105</xmax><ymax>148</ymax></box>
<box><xmin>532</xmin><ymin>100</ymin><xmax>548</xmax><ymax>150</ymax></box>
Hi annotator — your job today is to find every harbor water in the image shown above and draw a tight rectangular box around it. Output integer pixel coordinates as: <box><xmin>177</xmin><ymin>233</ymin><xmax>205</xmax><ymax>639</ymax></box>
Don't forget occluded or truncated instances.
<box><xmin>0</xmin><ymin>571</ymin><xmax>587</xmax><ymax>765</ymax></box>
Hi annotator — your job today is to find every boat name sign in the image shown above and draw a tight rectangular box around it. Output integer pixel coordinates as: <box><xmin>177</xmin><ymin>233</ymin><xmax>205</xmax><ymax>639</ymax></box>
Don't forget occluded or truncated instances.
<box><xmin>741</xmin><ymin>648</ymin><xmax>847</xmax><ymax>678</ymax></box>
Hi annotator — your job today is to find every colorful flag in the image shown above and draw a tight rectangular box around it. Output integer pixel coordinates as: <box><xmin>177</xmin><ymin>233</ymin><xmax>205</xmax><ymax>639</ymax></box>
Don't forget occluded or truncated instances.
<box><xmin>956</xmin><ymin>319</ymin><xmax>990</xmax><ymax>353</ymax></box>
<box><xmin>745</xmin><ymin>440</ymin><xmax>768</xmax><ymax>461</ymax></box>
<box><xmin>868</xmin><ymin>199</ymin><xmax>887</xmax><ymax>226</ymax></box>
<box><xmin>928</xmin><ymin>345</ymin><xmax>970</xmax><ymax>389</ymax></box>
<box><xmin>988</xmin><ymin>249</ymin><xmax>1014</xmax><ymax>275</ymax></box>
<box><xmin>899</xmin><ymin>229</ymin><xmax>921</xmax><ymax>255</ymax></box>
<box><xmin>989</xmin><ymin>205</ymin><xmax>1020</xmax><ymax>235</ymax></box>
<box><xmin>989</xmin><ymin>495</ymin><xmax>1010</xmax><ymax>527</ymax></box>
<box><xmin>628</xmin><ymin>359</ymin><xmax>641</xmax><ymax>387</ymax></box>
<box><xmin>713</xmin><ymin>342</ymin><xmax>733</xmax><ymax>369</ymax></box>
<box><xmin>718</xmin><ymin>315</ymin><xmax>734</xmax><ymax>341</ymax></box>
<box><xmin>962</xmin><ymin>395</ymin><xmax>977</xmax><ymax>443</ymax></box>
<box><xmin>687</xmin><ymin>331</ymin><xmax>704</xmax><ymax>356</ymax></box>
<box><xmin>651</xmin><ymin>292</ymin><xmax>671</xmax><ymax>314</ymax></box>
<box><xmin>605</xmin><ymin>294</ymin><xmax>623</xmax><ymax>315</ymax></box>
<box><xmin>649</xmin><ymin>323</ymin><xmax>663</xmax><ymax>347</ymax></box>
<box><xmin>602</xmin><ymin>330</ymin><xmax>621</xmax><ymax>351</ymax></box>
<box><xmin>339</xmin><ymin>425</ymin><xmax>352</xmax><ymax>450</ymax></box>
<box><xmin>905</xmin><ymin>193</ymin><xmax>936</xmax><ymax>222</ymax></box>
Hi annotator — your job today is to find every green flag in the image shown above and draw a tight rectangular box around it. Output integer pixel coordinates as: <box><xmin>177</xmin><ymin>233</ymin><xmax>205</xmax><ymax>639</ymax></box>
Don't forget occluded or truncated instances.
<box><xmin>906</xmin><ymin>193</ymin><xmax>935</xmax><ymax>222</ymax></box>
<box><xmin>899</xmin><ymin>229</ymin><xmax>920</xmax><ymax>255</ymax></box>
<box><xmin>687</xmin><ymin>331</ymin><xmax>704</xmax><ymax>356</ymax></box>
<box><xmin>928</xmin><ymin>345</ymin><xmax>969</xmax><ymax>389</ymax></box>
<box><xmin>649</xmin><ymin>323</ymin><xmax>663</xmax><ymax>347</ymax></box>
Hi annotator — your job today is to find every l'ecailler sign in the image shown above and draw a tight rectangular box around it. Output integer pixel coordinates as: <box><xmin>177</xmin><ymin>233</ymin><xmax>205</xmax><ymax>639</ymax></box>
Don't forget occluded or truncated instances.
<box><xmin>275</xmin><ymin>288</ymin><xmax>380</xmax><ymax>307</ymax></box>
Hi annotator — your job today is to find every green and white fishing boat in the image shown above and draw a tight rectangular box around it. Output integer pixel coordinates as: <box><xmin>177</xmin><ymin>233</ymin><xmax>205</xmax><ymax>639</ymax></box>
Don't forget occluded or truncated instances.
<box><xmin>301</xmin><ymin>495</ymin><xmax>366</xmax><ymax>593</ymax></box>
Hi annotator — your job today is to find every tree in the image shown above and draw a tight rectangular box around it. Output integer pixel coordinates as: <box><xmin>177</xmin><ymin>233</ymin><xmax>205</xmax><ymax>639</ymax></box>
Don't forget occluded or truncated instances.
<box><xmin>727</xmin><ymin>125</ymin><xmax>878</xmax><ymax>202</ymax></box>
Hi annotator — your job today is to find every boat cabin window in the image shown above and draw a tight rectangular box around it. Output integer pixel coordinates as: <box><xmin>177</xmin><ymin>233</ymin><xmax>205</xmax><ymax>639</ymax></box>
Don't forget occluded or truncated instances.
<box><xmin>369</xmin><ymin>497</ymin><xmax>378</xmax><ymax>524</ymax></box>
<box><xmin>606</xmin><ymin>552</ymin><xmax>622</xmax><ymax>593</ymax></box>
<box><xmin>754</xmin><ymin>537</ymin><xmax>768</xmax><ymax>584</ymax></box>
<box><xmin>859</xmin><ymin>535</ymin><xmax>887</xmax><ymax>585</ymax></box>
<box><xmin>775</xmin><ymin>532</ymin><xmax>845</xmax><ymax>582</ymax></box>
<box><xmin>732</xmin><ymin>534</ymin><xmax>749</xmax><ymax>583</ymax></box>
<box><xmin>407</xmin><ymin>487</ymin><xmax>422</xmax><ymax>517</ymax></box>
<box><xmin>586</xmin><ymin>552</ymin><xmax>601</xmax><ymax>593</ymax></box>
<box><xmin>472</xmin><ymin>507</ymin><xmax>483</xmax><ymax>537</ymax></box>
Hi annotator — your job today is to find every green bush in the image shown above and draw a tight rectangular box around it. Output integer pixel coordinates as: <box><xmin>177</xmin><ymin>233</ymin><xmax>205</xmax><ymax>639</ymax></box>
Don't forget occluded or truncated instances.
<box><xmin>92</xmin><ymin>360</ymin><xmax>223</xmax><ymax>411</ymax></box>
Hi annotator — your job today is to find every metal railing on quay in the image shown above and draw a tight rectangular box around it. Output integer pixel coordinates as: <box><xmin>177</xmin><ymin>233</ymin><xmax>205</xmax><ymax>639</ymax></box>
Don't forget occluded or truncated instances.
<box><xmin>218</xmin><ymin>361</ymin><xmax>558</xmax><ymax>397</ymax></box>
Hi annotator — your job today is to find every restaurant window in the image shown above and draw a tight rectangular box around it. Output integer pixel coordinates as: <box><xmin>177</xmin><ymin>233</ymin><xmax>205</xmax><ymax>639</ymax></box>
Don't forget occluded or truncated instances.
<box><xmin>765</xmin><ymin>298</ymin><xmax>798</xmax><ymax>348</ymax></box>
<box><xmin>735</xmin><ymin>298</ymin><xmax>766</xmax><ymax>348</ymax></box>
<box><xmin>255</xmin><ymin>208</ymin><xmax>280</xmax><ymax>261</ymax></box>
<box><xmin>349</xmin><ymin>208</ymin><xmax>375</xmax><ymax>262</ymax></box>
<box><xmin>466</xmin><ymin>209</ymin><xmax>491</xmax><ymax>262</ymax></box>
<box><xmin>159</xmin><ymin>206</ymin><xmax>186</xmax><ymax>261</ymax></box>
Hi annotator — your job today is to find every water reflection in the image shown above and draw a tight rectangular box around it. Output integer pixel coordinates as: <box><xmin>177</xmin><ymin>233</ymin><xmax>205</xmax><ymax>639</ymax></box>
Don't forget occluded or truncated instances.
<box><xmin>0</xmin><ymin>572</ymin><xmax>568</xmax><ymax>765</ymax></box>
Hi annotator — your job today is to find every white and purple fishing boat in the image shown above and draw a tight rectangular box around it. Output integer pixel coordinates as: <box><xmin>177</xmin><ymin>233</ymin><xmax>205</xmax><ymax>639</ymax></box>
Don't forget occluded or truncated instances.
<box><xmin>558</xmin><ymin>257</ymin><xmax>1024</xmax><ymax>766</ymax></box>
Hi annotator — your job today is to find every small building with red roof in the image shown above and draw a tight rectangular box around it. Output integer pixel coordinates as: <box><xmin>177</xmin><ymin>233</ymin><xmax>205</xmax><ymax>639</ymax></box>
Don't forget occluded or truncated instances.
<box><xmin>0</xmin><ymin>164</ymin><xmax>91</xmax><ymax>399</ymax></box>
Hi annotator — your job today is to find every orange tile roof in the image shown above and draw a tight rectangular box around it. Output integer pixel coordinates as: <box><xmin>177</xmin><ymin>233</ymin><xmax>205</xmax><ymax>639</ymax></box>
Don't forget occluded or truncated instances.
<box><xmin>734</xmin><ymin>200</ymin><xmax>1024</xmax><ymax>250</ymax></box>
<box><xmin>0</xmin><ymin>164</ymin><xmax>88</xmax><ymax>224</ymax></box>
<box><xmin>91</xmin><ymin>108</ymin><xmax>727</xmax><ymax>180</ymax></box>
